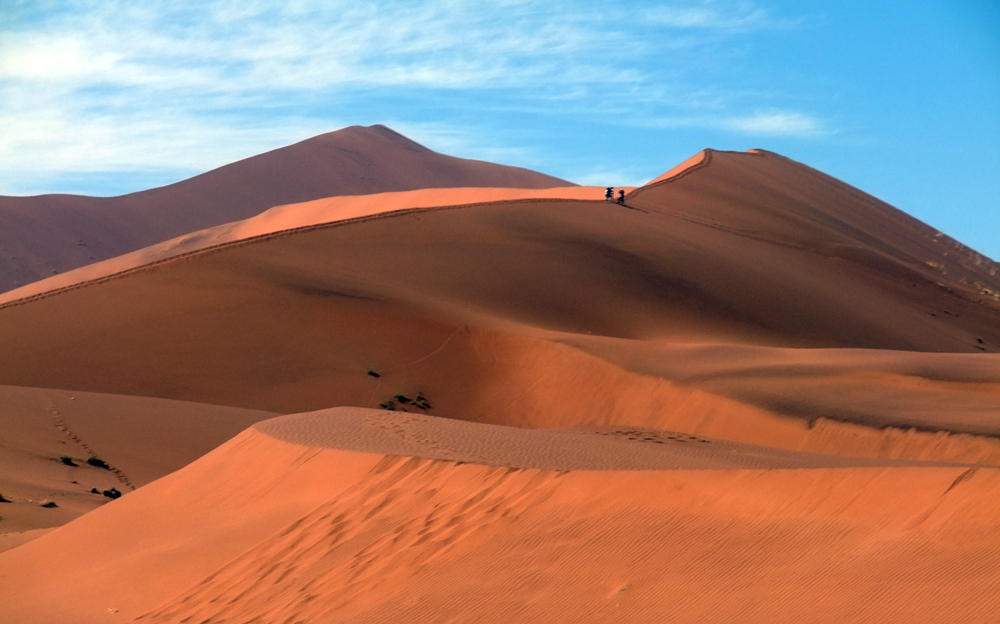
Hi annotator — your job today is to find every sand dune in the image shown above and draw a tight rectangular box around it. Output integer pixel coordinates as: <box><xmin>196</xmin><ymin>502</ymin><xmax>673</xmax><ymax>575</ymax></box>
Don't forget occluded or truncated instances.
<box><xmin>0</xmin><ymin>125</ymin><xmax>573</xmax><ymax>293</ymax></box>
<box><xmin>0</xmin><ymin>385</ymin><xmax>276</xmax><ymax>545</ymax></box>
<box><xmin>0</xmin><ymin>411</ymin><xmax>996</xmax><ymax>623</ymax></box>
<box><xmin>0</xmin><ymin>185</ymin><xmax>617</xmax><ymax>304</ymax></box>
<box><xmin>256</xmin><ymin>408</ymin><xmax>971</xmax><ymax>470</ymax></box>
<box><xmin>2</xmin><ymin>146</ymin><xmax>999</xmax><ymax>622</ymax></box>
<box><xmin>565</xmin><ymin>337</ymin><xmax>1000</xmax><ymax>436</ymax></box>
<box><xmin>0</xmin><ymin>150</ymin><xmax>996</xmax><ymax>439</ymax></box>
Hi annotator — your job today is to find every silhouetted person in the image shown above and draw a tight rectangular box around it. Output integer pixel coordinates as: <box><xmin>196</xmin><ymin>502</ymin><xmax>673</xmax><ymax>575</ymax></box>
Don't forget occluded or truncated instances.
<box><xmin>606</xmin><ymin>187</ymin><xmax>614</xmax><ymax>201</ymax></box>
<box><xmin>617</xmin><ymin>189</ymin><xmax>625</xmax><ymax>204</ymax></box>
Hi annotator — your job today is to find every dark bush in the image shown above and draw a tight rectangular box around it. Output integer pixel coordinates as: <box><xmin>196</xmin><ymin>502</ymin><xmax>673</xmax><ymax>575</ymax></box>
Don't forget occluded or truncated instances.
<box><xmin>87</xmin><ymin>456</ymin><xmax>108</xmax><ymax>469</ymax></box>
<box><xmin>60</xmin><ymin>455</ymin><xmax>77</xmax><ymax>466</ymax></box>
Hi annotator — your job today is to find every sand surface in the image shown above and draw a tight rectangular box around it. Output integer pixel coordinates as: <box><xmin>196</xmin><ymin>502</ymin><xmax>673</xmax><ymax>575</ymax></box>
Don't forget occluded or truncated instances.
<box><xmin>0</xmin><ymin>185</ymin><xmax>620</xmax><ymax>304</ymax></box>
<box><xmin>256</xmin><ymin>408</ymin><xmax>971</xmax><ymax>471</ymax></box>
<box><xmin>0</xmin><ymin>411</ymin><xmax>996</xmax><ymax>623</ymax></box>
<box><xmin>0</xmin><ymin>124</ymin><xmax>573</xmax><ymax>293</ymax></box>
<box><xmin>0</xmin><ymin>385</ymin><xmax>276</xmax><ymax>546</ymax></box>
<box><xmin>1</xmin><ymin>144</ymin><xmax>999</xmax><ymax>622</ymax></box>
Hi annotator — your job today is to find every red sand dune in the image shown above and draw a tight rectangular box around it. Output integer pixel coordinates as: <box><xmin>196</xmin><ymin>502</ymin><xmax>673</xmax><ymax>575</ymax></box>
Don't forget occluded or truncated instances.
<box><xmin>0</xmin><ymin>125</ymin><xmax>573</xmax><ymax>293</ymax></box>
<box><xmin>0</xmin><ymin>151</ymin><xmax>996</xmax><ymax>420</ymax></box>
<box><xmin>1</xmin><ymin>144</ymin><xmax>999</xmax><ymax>622</ymax></box>
<box><xmin>0</xmin><ymin>385</ymin><xmax>276</xmax><ymax>550</ymax></box>
<box><xmin>0</xmin><ymin>185</ymin><xmax>619</xmax><ymax>304</ymax></box>
<box><xmin>1</xmin><ymin>410</ymin><xmax>996</xmax><ymax>623</ymax></box>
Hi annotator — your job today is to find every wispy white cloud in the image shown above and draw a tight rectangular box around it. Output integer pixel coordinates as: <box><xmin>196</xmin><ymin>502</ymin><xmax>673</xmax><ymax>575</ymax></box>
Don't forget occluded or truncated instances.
<box><xmin>723</xmin><ymin>111</ymin><xmax>833</xmax><ymax>136</ymax></box>
<box><xmin>0</xmin><ymin>0</ymin><xmax>827</xmax><ymax>193</ymax></box>
<box><xmin>628</xmin><ymin>109</ymin><xmax>831</xmax><ymax>137</ymax></box>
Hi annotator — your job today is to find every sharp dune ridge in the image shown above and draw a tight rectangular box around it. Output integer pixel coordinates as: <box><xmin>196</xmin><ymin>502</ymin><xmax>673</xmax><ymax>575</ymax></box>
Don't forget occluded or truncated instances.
<box><xmin>1</xmin><ymin>129</ymin><xmax>999</xmax><ymax>623</ymax></box>
<box><xmin>0</xmin><ymin>193</ymin><xmax>614</xmax><ymax>309</ymax></box>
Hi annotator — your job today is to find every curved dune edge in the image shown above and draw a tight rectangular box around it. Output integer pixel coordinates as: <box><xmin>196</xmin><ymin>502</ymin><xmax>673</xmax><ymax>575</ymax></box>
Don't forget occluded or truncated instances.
<box><xmin>0</xmin><ymin>198</ymin><xmax>575</xmax><ymax>310</ymax></box>
<box><xmin>0</xmin><ymin>186</ymin><xmax>619</xmax><ymax>306</ymax></box>
<box><xmin>1</xmin><ymin>424</ymin><xmax>996</xmax><ymax>623</ymax></box>
<box><xmin>426</xmin><ymin>330</ymin><xmax>1000</xmax><ymax>466</ymax></box>
<box><xmin>638</xmin><ymin>148</ymin><xmax>711</xmax><ymax>188</ymax></box>
<box><xmin>251</xmin><ymin>408</ymin><xmax>970</xmax><ymax>471</ymax></box>
<box><xmin>561</xmin><ymin>336</ymin><xmax>1000</xmax><ymax>438</ymax></box>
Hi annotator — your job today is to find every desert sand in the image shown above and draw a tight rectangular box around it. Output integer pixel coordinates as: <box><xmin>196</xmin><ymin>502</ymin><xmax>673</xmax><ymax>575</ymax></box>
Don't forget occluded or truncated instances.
<box><xmin>1</xmin><ymin>410</ymin><xmax>996</xmax><ymax>623</ymax></box>
<box><xmin>0</xmin><ymin>185</ymin><xmax>620</xmax><ymax>304</ymax></box>
<box><xmin>0</xmin><ymin>133</ymin><xmax>998</xmax><ymax>622</ymax></box>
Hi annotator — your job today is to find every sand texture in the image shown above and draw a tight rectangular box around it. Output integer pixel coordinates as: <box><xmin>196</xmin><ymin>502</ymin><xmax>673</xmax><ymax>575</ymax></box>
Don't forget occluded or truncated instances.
<box><xmin>0</xmin><ymin>415</ymin><xmax>996</xmax><ymax>623</ymax></box>
<box><xmin>0</xmin><ymin>385</ymin><xmax>277</xmax><ymax>546</ymax></box>
<box><xmin>0</xmin><ymin>185</ymin><xmax>620</xmax><ymax>304</ymax></box>
<box><xmin>0</xmin><ymin>142</ymin><xmax>998</xmax><ymax>622</ymax></box>
<box><xmin>0</xmin><ymin>125</ymin><xmax>573</xmax><ymax>293</ymax></box>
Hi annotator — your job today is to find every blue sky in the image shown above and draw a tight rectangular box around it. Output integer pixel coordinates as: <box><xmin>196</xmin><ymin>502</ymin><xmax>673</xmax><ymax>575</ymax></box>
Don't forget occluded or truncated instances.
<box><xmin>2</xmin><ymin>0</ymin><xmax>998</xmax><ymax>258</ymax></box>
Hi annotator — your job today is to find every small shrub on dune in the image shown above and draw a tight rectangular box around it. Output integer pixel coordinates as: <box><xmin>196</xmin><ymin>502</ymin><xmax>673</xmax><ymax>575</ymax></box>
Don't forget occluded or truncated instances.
<box><xmin>60</xmin><ymin>455</ymin><xmax>77</xmax><ymax>466</ymax></box>
<box><xmin>87</xmin><ymin>456</ymin><xmax>108</xmax><ymax>469</ymax></box>
<box><xmin>0</xmin><ymin>493</ymin><xmax>10</xmax><ymax>503</ymax></box>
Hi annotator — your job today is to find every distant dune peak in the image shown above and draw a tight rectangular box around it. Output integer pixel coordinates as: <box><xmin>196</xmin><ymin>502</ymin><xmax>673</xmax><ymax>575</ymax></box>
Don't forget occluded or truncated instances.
<box><xmin>359</xmin><ymin>124</ymin><xmax>434</xmax><ymax>152</ymax></box>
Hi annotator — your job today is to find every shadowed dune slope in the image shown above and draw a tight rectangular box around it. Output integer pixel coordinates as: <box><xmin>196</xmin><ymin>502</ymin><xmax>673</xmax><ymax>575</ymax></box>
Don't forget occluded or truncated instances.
<box><xmin>0</xmin><ymin>124</ymin><xmax>573</xmax><ymax>293</ymax></box>
<box><xmin>0</xmin><ymin>411</ymin><xmax>996</xmax><ymax>623</ymax></box>
<box><xmin>564</xmin><ymin>337</ymin><xmax>1000</xmax><ymax>437</ymax></box>
<box><xmin>0</xmin><ymin>185</ymin><xmax>612</xmax><ymax>304</ymax></box>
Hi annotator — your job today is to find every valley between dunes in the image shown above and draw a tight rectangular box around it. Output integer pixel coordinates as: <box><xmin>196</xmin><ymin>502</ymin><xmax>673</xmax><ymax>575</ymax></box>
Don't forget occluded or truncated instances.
<box><xmin>0</xmin><ymin>133</ymin><xmax>998</xmax><ymax>623</ymax></box>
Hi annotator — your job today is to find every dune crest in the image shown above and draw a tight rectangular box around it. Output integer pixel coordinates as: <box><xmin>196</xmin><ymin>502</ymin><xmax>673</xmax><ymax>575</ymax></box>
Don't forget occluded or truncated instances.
<box><xmin>0</xmin><ymin>186</ymin><xmax>617</xmax><ymax>305</ymax></box>
<box><xmin>640</xmin><ymin>148</ymin><xmax>711</xmax><ymax>187</ymax></box>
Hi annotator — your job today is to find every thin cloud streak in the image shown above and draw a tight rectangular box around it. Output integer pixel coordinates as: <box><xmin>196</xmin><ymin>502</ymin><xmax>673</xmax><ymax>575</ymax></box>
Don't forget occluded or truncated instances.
<box><xmin>0</xmin><ymin>0</ymin><xmax>828</xmax><ymax>193</ymax></box>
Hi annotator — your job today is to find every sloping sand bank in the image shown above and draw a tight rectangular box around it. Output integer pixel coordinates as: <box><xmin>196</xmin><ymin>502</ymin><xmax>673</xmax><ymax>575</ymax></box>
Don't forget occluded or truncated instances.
<box><xmin>0</xmin><ymin>385</ymin><xmax>276</xmax><ymax>546</ymax></box>
<box><xmin>1</xmin><ymin>409</ymin><xmax>996</xmax><ymax>623</ymax></box>
<box><xmin>0</xmin><ymin>185</ymin><xmax>614</xmax><ymax>304</ymax></box>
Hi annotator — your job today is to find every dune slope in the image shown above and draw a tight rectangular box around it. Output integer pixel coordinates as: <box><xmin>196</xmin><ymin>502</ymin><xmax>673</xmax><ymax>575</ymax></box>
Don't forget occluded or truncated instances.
<box><xmin>0</xmin><ymin>385</ymin><xmax>277</xmax><ymax>544</ymax></box>
<box><xmin>1</xmin><ymin>409</ymin><xmax>996</xmax><ymax>624</ymax></box>
<box><xmin>0</xmin><ymin>185</ymin><xmax>611</xmax><ymax>304</ymax></box>
<box><xmin>0</xmin><ymin>125</ymin><xmax>573</xmax><ymax>293</ymax></box>
<box><xmin>0</xmin><ymin>152</ymin><xmax>997</xmax><ymax>429</ymax></box>
<box><xmin>3</xmin><ymin>147</ymin><xmax>1000</xmax><ymax>622</ymax></box>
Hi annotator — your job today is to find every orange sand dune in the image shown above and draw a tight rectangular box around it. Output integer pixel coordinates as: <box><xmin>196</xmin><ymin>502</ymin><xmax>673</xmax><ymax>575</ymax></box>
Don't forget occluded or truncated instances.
<box><xmin>0</xmin><ymin>385</ymin><xmax>276</xmax><ymax>545</ymax></box>
<box><xmin>565</xmin><ymin>336</ymin><xmax>1000</xmax><ymax>436</ymax></box>
<box><xmin>0</xmin><ymin>149</ymin><xmax>997</xmax><ymax>457</ymax></box>
<box><xmin>4</xmin><ymin>147</ymin><xmax>1000</xmax><ymax>622</ymax></box>
<box><xmin>0</xmin><ymin>125</ymin><xmax>573</xmax><ymax>293</ymax></box>
<box><xmin>0</xmin><ymin>410</ymin><xmax>996</xmax><ymax>623</ymax></box>
<box><xmin>0</xmin><ymin>185</ymin><xmax>619</xmax><ymax>304</ymax></box>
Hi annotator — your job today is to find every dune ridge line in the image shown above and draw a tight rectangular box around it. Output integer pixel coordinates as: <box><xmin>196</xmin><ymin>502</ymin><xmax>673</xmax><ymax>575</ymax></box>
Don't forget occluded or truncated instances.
<box><xmin>0</xmin><ymin>196</ymin><xmax>614</xmax><ymax>311</ymax></box>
